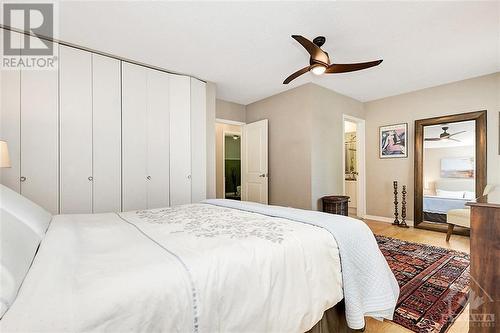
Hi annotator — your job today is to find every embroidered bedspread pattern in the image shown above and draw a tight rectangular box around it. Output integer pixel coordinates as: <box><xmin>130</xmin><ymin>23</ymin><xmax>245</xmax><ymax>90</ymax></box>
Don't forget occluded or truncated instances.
<box><xmin>1</xmin><ymin>204</ymin><xmax>343</xmax><ymax>333</ymax></box>
<box><xmin>117</xmin><ymin>204</ymin><xmax>343</xmax><ymax>332</ymax></box>
<box><xmin>204</xmin><ymin>199</ymin><xmax>400</xmax><ymax>330</ymax></box>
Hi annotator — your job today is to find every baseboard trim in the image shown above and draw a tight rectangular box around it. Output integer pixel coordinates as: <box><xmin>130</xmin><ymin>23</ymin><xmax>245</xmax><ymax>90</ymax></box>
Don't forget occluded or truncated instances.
<box><xmin>364</xmin><ymin>214</ymin><xmax>415</xmax><ymax>227</ymax></box>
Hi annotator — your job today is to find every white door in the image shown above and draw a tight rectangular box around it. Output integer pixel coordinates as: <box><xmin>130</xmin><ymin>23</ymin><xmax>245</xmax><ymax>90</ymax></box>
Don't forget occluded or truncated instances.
<box><xmin>20</xmin><ymin>37</ymin><xmax>59</xmax><ymax>214</ymax></box>
<box><xmin>92</xmin><ymin>54</ymin><xmax>122</xmax><ymax>213</ymax></box>
<box><xmin>0</xmin><ymin>31</ymin><xmax>21</xmax><ymax>193</ymax></box>
<box><xmin>147</xmin><ymin>69</ymin><xmax>170</xmax><ymax>209</ymax></box>
<box><xmin>241</xmin><ymin>119</ymin><xmax>268</xmax><ymax>204</ymax></box>
<box><xmin>122</xmin><ymin>62</ymin><xmax>148</xmax><ymax>211</ymax></box>
<box><xmin>169</xmin><ymin>74</ymin><xmax>191</xmax><ymax>206</ymax></box>
<box><xmin>59</xmin><ymin>46</ymin><xmax>93</xmax><ymax>213</ymax></box>
<box><xmin>190</xmin><ymin>78</ymin><xmax>206</xmax><ymax>203</ymax></box>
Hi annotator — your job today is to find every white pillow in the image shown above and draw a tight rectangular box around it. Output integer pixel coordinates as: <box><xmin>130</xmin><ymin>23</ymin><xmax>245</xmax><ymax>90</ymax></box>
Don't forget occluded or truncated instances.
<box><xmin>0</xmin><ymin>184</ymin><xmax>52</xmax><ymax>318</ymax></box>
<box><xmin>436</xmin><ymin>189</ymin><xmax>465</xmax><ymax>199</ymax></box>
<box><xmin>464</xmin><ymin>191</ymin><xmax>476</xmax><ymax>200</ymax></box>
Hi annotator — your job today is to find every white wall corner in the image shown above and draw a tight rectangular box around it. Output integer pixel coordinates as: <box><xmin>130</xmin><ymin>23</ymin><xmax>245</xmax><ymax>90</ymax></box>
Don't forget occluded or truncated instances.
<box><xmin>206</xmin><ymin>81</ymin><xmax>217</xmax><ymax>199</ymax></box>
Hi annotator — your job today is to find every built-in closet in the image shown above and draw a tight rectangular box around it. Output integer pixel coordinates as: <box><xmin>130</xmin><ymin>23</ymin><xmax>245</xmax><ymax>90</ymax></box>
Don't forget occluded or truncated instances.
<box><xmin>1</xmin><ymin>32</ymin><xmax>59</xmax><ymax>214</ymax></box>
<box><xmin>59</xmin><ymin>46</ymin><xmax>122</xmax><ymax>214</ymax></box>
<box><xmin>0</xmin><ymin>30</ymin><xmax>208</xmax><ymax>214</ymax></box>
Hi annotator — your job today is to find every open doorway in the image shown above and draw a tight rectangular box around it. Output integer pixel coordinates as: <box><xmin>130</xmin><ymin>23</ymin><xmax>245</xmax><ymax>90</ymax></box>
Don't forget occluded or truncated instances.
<box><xmin>342</xmin><ymin>115</ymin><xmax>366</xmax><ymax>218</ymax></box>
<box><xmin>215</xmin><ymin>119</ymin><xmax>269</xmax><ymax>204</ymax></box>
<box><xmin>215</xmin><ymin>120</ymin><xmax>243</xmax><ymax>200</ymax></box>
<box><xmin>223</xmin><ymin>132</ymin><xmax>241</xmax><ymax>200</ymax></box>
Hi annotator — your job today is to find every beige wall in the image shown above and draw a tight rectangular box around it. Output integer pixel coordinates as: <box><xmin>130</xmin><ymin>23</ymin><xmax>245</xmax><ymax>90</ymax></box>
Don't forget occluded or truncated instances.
<box><xmin>246</xmin><ymin>84</ymin><xmax>313</xmax><ymax>209</ymax></box>
<box><xmin>216</xmin><ymin>99</ymin><xmax>246</xmax><ymax>122</ymax></box>
<box><xmin>246</xmin><ymin>83</ymin><xmax>365</xmax><ymax>210</ymax></box>
<box><xmin>309</xmin><ymin>85</ymin><xmax>365</xmax><ymax>210</ymax></box>
<box><xmin>423</xmin><ymin>146</ymin><xmax>475</xmax><ymax>195</ymax></box>
<box><xmin>365</xmin><ymin>73</ymin><xmax>500</xmax><ymax>220</ymax></box>
<box><xmin>215</xmin><ymin>123</ymin><xmax>242</xmax><ymax>199</ymax></box>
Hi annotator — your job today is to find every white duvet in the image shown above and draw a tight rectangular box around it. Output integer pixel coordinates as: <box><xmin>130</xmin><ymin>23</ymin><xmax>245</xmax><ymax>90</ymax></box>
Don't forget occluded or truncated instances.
<box><xmin>1</xmin><ymin>203</ymin><xmax>343</xmax><ymax>333</ymax></box>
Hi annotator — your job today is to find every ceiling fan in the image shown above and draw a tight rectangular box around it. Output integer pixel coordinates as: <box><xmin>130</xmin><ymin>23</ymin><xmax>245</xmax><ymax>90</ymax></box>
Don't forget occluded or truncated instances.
<box><xmin>283</xmin><ymin>35</ymin><xmax>383</xmax><ymax>84</ymax></box>
<box><xmin>424</xmin><ymin>126</ymin><xmax>466</xmax><ymax>142</ymax></box>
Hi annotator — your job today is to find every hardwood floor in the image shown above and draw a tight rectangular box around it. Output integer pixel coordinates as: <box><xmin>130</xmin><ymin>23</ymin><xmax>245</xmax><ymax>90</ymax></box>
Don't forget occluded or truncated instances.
<box><xmin>362</xmin><ymin>219</ymin><xmax>470</xmax><ymax>333</ymax></box>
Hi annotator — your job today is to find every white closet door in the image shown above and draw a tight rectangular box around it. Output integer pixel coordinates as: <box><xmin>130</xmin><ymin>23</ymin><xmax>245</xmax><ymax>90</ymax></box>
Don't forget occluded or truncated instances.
<box><xmin>190</xmin><ymin>78</ymin><xmax>206</xmax><ymax>203</ymax></box>
<box><xmin>20</xmin><ymin>37</ymin><xmax>59</xmax><ymax>214</ymax></box>
<box><xmin>0</xmin><ymin>31</ymin><xmax>21</xmax><ymax>193</ymax></box>
<box><xmin>92</xmin><ymin>54</ymin><xmax>121</xmax><ymax>213</ymax></box>
<box><xmin>169</xmin><ymin>75</ymin><xmax>191</xmax><ymax>206</ymax></box>
<box><xmin>122</xmin><ymin>62</ymin><xmax>148</xmax><ymax>211</ymax></box>
<box><xmin>59</xmin><ymin>46</ymin><xmax>93</xmax><ymax>213</ymax></box>
<box><xmin>147</xmin><ymin>70</ymin><xmax>170</xmax><ymax>209</ymax></box>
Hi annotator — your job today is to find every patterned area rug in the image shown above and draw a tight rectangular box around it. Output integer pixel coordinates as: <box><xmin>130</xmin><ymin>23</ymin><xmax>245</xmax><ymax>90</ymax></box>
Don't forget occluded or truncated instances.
<box><xmin>375</xmin><ymin>235</ymin><xmax>470</xmax><ymax>333</ymax></box>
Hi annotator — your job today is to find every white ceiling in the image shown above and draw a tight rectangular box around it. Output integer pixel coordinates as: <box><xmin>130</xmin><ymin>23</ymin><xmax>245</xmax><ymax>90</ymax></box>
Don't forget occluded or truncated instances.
<box><xmin>424</xmin><ymin>120</ymin><xmax>475</xmax><ymax>149</ymax></box>
<box><xmin>10</xmin><ymin>1</ymin><xmax>500</xmax><ymax>104</ymax></box>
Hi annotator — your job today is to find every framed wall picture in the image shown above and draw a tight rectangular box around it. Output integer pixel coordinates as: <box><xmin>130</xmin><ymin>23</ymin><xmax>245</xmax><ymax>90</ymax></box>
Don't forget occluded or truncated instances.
<box><xmin>440</xmin><ymin>157</ymin><xmax>474</xmax><ymax>178</ymax></box>
<box><xmin>379</xmin><ymin>123</ymin><xmax>408</xmax><ymax>158</ymax></box>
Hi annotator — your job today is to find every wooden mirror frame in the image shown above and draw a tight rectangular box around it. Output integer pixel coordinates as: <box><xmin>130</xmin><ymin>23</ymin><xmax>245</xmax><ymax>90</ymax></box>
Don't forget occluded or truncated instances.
<box><xmin>414</xmin><ymin>110</ymin><xmax>487</xmax><ymax>230</ymax></box>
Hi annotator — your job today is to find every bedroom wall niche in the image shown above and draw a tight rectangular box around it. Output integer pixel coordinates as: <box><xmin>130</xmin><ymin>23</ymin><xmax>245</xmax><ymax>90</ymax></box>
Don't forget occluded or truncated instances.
<box><xmin>414</xmin><ymin>111</ymin><xmax>487</xmax><ymax>232</ymax></box>
<box><xmin>0</xmin><ymin>30</ymin><xmax>208</xmax><ymax>214</ymax></box>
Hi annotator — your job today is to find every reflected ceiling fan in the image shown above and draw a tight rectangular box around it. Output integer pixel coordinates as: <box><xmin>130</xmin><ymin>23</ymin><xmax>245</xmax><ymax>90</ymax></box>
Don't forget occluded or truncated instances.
<box><xmin>425</xmin><ymin>126</ymin><xmax>466</xmax><ymax>142</ymax></box>
<box><xmin>283</xmin><ymin>35</ymin><xmax>383</xmax><ymax>84</ymax></box>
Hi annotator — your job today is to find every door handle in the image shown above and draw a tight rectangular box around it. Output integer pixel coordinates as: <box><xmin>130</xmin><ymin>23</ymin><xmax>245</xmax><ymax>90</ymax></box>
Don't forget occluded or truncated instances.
<box><xmin>146</xmin><ymin>176</ymin><xmax>151</xmax><ymax>180</ymax></box>
<box><xmin>88</xmin><ymin>176</ymin><xmax>93</xmax><ymax>181</ymax></box>
<box><xmin>20</xmin><ymin>176</ymin><xmax>27</xmax><ymax>182</ymax></box>
<box><xmin>259</xmin><ymin>173</ymin><xmax>266</xmax><ymax>178</ymax></box>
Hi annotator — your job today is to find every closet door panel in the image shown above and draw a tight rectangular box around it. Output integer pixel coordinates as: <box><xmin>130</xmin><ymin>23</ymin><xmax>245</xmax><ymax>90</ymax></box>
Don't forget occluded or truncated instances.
<box><xmin>122</xmin><ymin>62</ymin><xmax>148</xmax><ymax>211</ymax></box>
<box><xmin>147</xmin><ymin>70</ymin><xmax>170</xmax><ymax>209</ymax></box>
<box><xmin>20</xmin><ymin>38</ymin><xmax>59</xmax><ymax>214</ymax></box>
<box><xmin>59</xmin><ymin>46</ymin><xmax>93</xmax><ymax>213</ymax></box>
<box><xmin>169</xmin><ymin>75</ymin><xmax>191</xmax><ymax>206</ymax></box>
<box><xmin>190</xmin><ymin>78</ymin><xmax>206</xmax><ymax>203</ymax></box>
<box><xmin>92</xmin><ymin>54</ymin><xmax>121</xmax><ymax>213</ymax></box>
<box><xmin>0</xmin><ymin>31</ymin><xmax>21</xmax><ymax>193</ymax></box>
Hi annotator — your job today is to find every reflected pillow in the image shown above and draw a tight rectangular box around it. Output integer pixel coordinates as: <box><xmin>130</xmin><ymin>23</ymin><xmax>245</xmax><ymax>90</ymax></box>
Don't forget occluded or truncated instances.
<box><xmin>435</xmin><ymin>189</ymin><xmax>464</xmax><ymax>198</ymax></box>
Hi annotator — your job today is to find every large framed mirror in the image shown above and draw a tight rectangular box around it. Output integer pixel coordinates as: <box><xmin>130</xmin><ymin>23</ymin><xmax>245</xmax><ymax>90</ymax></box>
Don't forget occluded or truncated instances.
<box><xmin>414</xmin><ymin>110</ymin><xmax>487</xmax><ymax>233</ymax></box>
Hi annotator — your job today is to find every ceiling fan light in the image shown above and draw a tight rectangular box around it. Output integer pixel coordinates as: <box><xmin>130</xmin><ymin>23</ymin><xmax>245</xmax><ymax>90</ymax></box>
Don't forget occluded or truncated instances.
<box><xmin>311</xmin><ymin>65</ymin><xmax>326</xmax><ymax>75</ymax></box>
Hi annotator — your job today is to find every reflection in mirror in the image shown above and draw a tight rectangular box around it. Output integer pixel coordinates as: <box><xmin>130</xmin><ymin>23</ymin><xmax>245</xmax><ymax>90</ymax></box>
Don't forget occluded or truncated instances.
<box><xmin>422</xmin><ymin>120</ymin><xmax>475</xmax><ymax>226</ymax></box>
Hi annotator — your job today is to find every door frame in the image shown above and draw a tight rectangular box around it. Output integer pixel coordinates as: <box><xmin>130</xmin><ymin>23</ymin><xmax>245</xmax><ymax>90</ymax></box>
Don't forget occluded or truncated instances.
<box><xmin>342</xmin><ymin>114</ymin><xmax>366</xmax><ymax>218</ymax></box>
<box><xmin>414</xmin><ymin>110</ymin><xmax>487</xmax><ymax>231</ymax></box>
<box><xmin>216</xmin><ymin>118</ymin><xmax>245</xmax><ymax>126</ymax></box>
<box><xmin>221</xmin><ymin>130</ymin><xmax>242</xmax><ymax>199</ymax></box>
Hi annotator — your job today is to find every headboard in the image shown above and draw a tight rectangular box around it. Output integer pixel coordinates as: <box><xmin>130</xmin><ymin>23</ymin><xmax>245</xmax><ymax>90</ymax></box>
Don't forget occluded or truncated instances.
<box><xmin>435</xmin><ymin>178</ymin><xmax>475</xmax><ymax>192</ymax></box>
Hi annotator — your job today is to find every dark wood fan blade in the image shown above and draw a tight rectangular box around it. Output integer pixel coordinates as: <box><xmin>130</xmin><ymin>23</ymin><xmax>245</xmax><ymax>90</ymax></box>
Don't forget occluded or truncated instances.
<box><xmin>291</xmin><ymin>35</ymin><xmax>329</xmax><ymax>64</ymax></box>
<box><xmin>283</xmin><ymin>66</ymin><xmax>310</xmax><ymax>84</ymax></box>
<box><xmin>448</xmin><ymin>131</ymin><xmax>467</xmax><ymax>137</ymax></box>
<box><xmin>325</xmin><ymin>60</ymin><xmax>383</xmax><ymax>73</ymax></box>
<box><xmin>424</xmin><ymin>138</ymin><xmax>442</xmax><ymax>141</ymax></box>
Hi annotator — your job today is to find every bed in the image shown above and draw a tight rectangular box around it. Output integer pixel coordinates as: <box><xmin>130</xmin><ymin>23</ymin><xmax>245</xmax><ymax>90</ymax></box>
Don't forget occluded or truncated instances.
<box><xmin>0</xmin><ymin>184</ymin><xmax>398</xmax><ymax>332</ymax></box>
<box><xmin>423</xmin><ymin>179</ymin><xmax>474</xmax><ymax>223</ymax></box>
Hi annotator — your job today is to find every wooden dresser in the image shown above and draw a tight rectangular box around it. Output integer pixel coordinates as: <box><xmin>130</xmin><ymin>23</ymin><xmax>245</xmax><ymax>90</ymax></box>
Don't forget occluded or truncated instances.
<box><xmin>466</xmin><ymin>192</ymin><xmax>500</xmax><ymax>333</ymax></box>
